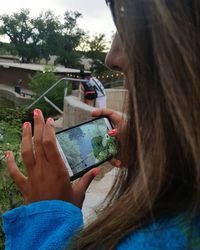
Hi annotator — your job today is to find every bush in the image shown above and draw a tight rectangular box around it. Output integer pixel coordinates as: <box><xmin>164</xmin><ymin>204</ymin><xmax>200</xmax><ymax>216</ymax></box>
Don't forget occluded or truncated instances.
<box><xmin>29</xmin><ymin>69</ymin><xmax>72</xmax><ymax>117</ymax></box>
<box><xmin>0</xmin><ymin>107</ymin><xmax>25</xmax><ymax>249</ymax></box>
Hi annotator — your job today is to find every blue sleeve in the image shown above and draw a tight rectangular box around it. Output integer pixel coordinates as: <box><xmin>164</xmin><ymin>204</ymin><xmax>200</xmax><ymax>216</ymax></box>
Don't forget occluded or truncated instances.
<box><xmin>2</xmin><ymin>200</ymin><xmax>83</xmax><ymax>250</ymax></box>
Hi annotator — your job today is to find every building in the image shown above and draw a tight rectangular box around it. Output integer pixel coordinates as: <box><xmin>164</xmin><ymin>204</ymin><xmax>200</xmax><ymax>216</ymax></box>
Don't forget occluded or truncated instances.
<box><xmin>0</xmin><ymin>62</ymin><xmax>84</xmax><ymax>90</ymax></box>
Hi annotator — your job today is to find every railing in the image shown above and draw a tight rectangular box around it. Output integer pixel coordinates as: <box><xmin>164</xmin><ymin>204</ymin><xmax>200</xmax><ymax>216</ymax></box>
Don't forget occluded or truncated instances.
<box><xmin>27</xmin><ymin>77</ymin><xmax>86</xmax><ymax>114</ymax></box>
<box><xmin>26</xmin><ymin>77</ymin><xmax>124</xmax><ymax>114</ymax></box>
<box><xmin>104</xmin><ymin>80</ymin><xmax>124</xmax><ymax>88</ymax></box>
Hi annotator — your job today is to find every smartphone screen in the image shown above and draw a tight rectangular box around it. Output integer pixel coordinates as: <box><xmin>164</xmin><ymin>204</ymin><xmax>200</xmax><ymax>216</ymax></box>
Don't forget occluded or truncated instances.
<box><xmin>56</xmin><ymin>117</ymin><xmax>118</xmax><ymax>181</ymax></box>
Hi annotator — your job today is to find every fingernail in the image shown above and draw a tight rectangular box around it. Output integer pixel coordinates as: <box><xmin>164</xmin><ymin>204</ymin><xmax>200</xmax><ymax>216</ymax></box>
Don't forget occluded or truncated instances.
<box><xmin>108</xmin><ymin>129</ymin><xmax>118</xmax><ymax>136</ymax></box>
<box><xmin>115</xmin><ymin>160</ymin><xmax>121</xmax><ymax>167</ymax></box>
<box><xmin>23</xmin><ymin>122</ymin><xmax>30</xmax><ymax>129</ymax></box>
<box><xmin>46</xmin><ymin>117</ymin><xmax>54</xmax><ymax>124</ymax></box>
<box><xmin>92</xmin><ymin>168</ymin><xmax>101</xmax><ymax>177</ymax></box>
<box><xmin>5</xmin><ymin>151</ymin><xmax>11</xmax><ymax>158</ymax></box>
<box><xmin>34</xmin><ymin>109</ymin><xmax>41</xmax><ymax>118</ymax></box>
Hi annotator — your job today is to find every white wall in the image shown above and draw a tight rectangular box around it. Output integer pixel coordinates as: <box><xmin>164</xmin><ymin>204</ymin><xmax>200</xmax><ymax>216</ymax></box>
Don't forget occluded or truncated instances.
<box><xmin>63</xmin><ymin>88</ymin><xmax>128</xmax><ymax>128</ymax></box>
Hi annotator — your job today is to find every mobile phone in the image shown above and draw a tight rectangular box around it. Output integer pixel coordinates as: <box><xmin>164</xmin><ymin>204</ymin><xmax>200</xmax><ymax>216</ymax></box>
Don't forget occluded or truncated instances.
<box><xmin>56</xmin><ymin>117</ymin><xmax>118</xmax><ymax>181</ymax></box>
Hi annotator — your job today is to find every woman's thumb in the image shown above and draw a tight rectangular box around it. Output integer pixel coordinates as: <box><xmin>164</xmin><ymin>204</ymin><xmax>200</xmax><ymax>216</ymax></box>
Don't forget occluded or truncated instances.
<box><xmin>76</xmin><ymin>168</ymin><xmax>101</xmax><ymax>193</ymax></box>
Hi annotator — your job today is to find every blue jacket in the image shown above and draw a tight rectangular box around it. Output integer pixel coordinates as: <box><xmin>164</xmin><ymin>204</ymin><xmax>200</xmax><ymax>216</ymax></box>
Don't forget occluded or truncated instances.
<box><xmin>2</xmin><ymin>200</ymin><xmax>200</xmax><ymax>249</ymax></box>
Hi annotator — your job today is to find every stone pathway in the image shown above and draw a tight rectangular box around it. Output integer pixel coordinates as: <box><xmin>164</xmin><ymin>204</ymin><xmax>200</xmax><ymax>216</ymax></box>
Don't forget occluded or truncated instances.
<box><xmin>82</xmin><ymin>164</ymin><xmax>118</xmax><ymax>224</ymax></box>
<box><xmin>0</xmin><ymin>84</ymin><xmax>32</xmax><ymax>98</ymax></box>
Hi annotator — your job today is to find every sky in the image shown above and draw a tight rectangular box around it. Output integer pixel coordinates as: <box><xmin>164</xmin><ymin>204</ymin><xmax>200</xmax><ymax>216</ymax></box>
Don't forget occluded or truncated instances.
<box><xmin>0</xmin><ymin>0</ymin><xmax>116</xmax><ymax>43</ymax></box>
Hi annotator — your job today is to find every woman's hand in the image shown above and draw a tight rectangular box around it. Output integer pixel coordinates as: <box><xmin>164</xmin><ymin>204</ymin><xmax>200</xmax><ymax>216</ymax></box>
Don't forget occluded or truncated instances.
<box><xmin>6</xmin><ymin>109</ymin><xmax>98</xmax><ymax>208</ymax></box>
<box><xmin>91</xmin><ymin>108</ymin><xmax>127</xmax><ymax>168</ymax></box>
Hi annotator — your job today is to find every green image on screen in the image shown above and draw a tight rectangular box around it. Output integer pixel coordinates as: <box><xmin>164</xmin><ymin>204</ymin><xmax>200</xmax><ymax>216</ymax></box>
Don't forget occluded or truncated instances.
<box><xmin>56</xmin><ymin>119</ymin><xmax>118</xmax><ymax>175</ymax></box>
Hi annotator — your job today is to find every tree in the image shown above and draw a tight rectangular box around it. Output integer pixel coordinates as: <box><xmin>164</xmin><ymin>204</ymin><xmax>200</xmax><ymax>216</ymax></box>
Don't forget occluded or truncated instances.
<box><xmin>0</xmin><ymin>42</ymin><xmax>17</xmax><ymax>55</ymax></box>
<box><xmin>31</xmin><ymin>11</ymin><xmax>61</xmax><ymax>62</ymax></box>
<box><xmin>0</xmin><ymin>9</ymin><xmax>34</xmax><ymax>62</ymax></box>
<box><xmin>84</xmin><ymin>34</ymin><xmax>108</xmax><ymax>74</ymax></box>
<box><xmin>0</xmin><ymin>9</ymin><xmax>62</xmax><ymax>62</ymax></box>
<box><xmin>0</xmin><ymin>9</ymin><xmax>110</xmax><ymax>71</ymax></box>
<box><xmin>0</xmin><ymin>10</ymin><xmax>85</xmax><ymax>65</ymax></box>
<box><xmin>87</xmin><ymin>34</ymin><xmax>108</xmax><ymax>52</ymax></box>
<box><xmin>56</xmin><ymin>11</ymin><xmax>85</xmax><ymax>67</ymax></box>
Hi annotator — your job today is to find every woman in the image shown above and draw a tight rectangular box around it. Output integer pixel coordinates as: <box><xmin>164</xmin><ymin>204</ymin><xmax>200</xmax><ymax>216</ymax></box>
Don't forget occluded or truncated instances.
<box><xmin>3</xmin><ymin>0</ymin><xmax>200</xmax><ymax>249</ymax></box>
<box><xmin>79</xmin><ymin>70</ymin><xmax>97</xmax><ymax>107</ymax></box>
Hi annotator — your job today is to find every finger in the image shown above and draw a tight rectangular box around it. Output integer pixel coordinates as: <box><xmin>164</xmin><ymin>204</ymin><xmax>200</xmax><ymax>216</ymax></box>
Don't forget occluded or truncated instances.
<box><xmin>21</xmin><ymin>122</ymin><xmax>35</xmax><ymax>170</ymax></box>
<box><xmin>6</xmin><ymin>151</ymin><xmax>27</xmax><ymax>192</ymax></box>
<box><xmin>109</xmin><ymin>158</ymin><xmax>122</xmax><ymax>168</ymax></box>
<box><xmin>33</xmin><ymin>109</ymin><xmax>46</xmax><ymax>160</ymax></box>
<box><xmin>74</xmin><ymin>168</ymin><xmax>101</xmax><ymax>194</ymax></box>
<box><xmin>108</xmin><ymin>128</ymin><xmax>118</xmax><ymax>137</ymax></box>
<box><xmin>91</xmin><ymin>108</ymin><xmax>121</xmax><ymax>126</ymax></box>
<box><xmin>43</xmin><ymin>118</ymin><xmax>67</xmax><ymax>169</ymax></box>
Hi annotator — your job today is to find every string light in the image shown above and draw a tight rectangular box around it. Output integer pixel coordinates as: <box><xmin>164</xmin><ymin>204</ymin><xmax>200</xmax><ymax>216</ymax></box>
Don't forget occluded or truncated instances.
<box><xmin>94</xmin><ymin>73</ymin><xmax>123</xmax><ymax>79</ymax></box>
<box><xmin>65</xmin><ymin>72</ymin><xmax>123</xmax><ymax>79</ymax></box>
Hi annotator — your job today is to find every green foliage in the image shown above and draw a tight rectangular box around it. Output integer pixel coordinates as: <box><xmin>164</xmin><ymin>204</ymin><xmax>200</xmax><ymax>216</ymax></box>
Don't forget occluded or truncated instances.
<box><xmin>29</xmin><ymin>70</ymin><xmax>59</xmax><ymax>116</ymax></box>
<box><xmin>56</xmin><ymin>50</ymin><xmax>82</xmax><ymax>68</ymax></box>
<box><xmin>0</xmin><ymin>96</ymin><xmax>15</xmax><ymax>108</ymax></box>
<box><xmin>0</xmin><ymin>107</ymin><xmax>26</xmax><ymax>123</ymax></box>
<box><xmin>28</xmin><ymin>69</ymin><xmax>72</xmax><ymax>117</ymax></box>
<box><xmin>92</xmin><ymin>136</ymin><xmax>104</xmax><ymax>158</ymax></box>
<box><xmin>87</xmin><ymin>34</ymin><xmax>108</xmax><ymax>52</ymax></box>
<box><xmin>0</xmin><ymin>42</ymin><xmax>17</xmax><ymax>55</ymax></box>
<box><xmin>0</xmin><ymin>9</ymin><xmax>84</xmax><ymax>65</ymax></box>
<box><xmin>89</xmin><ymin>54</ymin><xmax>107</xmax><ymax>74</ymax></box>
<box><xmin>0</xmin><ymin>9</ymin><xmax>111</xmax><ymax>71</ymax></box>
<box><xmin>0</xmin><ymin>108</ymin><xmax>25</xmax><ymax>249</ymax></box>
<box><xmin>91</xmin><ymin>135</ymin><xmax>118</xmax><ymax>162</ymax></box>
<box><xmin>83</xmin><ymin>34</ymin><xmax>108</xmax><ymax>74</ymax></box>
<box><xmin>55</xmin><ymin>11</ymin><xmax>85</xmax><ymax>67</ymax></box>
<box><xmin>0</xmin><ymin>9</ymin><xmax>36</xmax><ymax>62</ymax></box>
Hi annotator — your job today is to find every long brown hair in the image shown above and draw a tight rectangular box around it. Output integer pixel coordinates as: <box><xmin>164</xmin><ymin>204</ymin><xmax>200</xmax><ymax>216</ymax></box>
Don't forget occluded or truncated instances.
<box><xmin>70</xmin><ymin>0</ymin><xmax>200</xmax><ymax>249</ymax></box>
